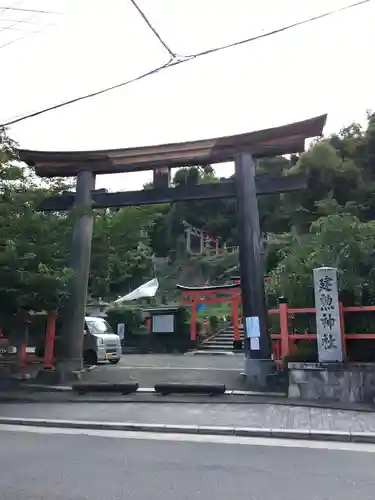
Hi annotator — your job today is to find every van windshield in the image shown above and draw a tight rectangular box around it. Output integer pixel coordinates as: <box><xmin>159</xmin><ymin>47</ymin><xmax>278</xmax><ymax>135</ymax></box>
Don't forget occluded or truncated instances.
<box><xmin>86</xmin><ymin>318</ymin><xmax>114</xmax><ymax>335</ymax></box>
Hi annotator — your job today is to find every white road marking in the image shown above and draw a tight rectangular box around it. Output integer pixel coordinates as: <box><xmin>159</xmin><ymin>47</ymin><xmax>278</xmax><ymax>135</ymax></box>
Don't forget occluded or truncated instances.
<box><xmin>1</xmin><ymin>423</ymin><xmax>375</xmax><ymax>453</ymax></box>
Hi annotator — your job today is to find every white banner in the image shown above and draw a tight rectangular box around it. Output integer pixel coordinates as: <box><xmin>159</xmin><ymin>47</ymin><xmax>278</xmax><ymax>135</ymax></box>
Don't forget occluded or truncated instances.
<box><xmin>113</xmin><ymin>278</ymin><xmax>159</xmax><ymax>304</ymax></box>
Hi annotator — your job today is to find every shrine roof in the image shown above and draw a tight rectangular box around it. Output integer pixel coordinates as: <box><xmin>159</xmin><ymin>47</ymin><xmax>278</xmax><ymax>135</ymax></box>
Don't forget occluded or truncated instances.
<box><xmin>18</xmin><ymin>114</ymin><xmax>327</xmax><ymax>177</ymax></box>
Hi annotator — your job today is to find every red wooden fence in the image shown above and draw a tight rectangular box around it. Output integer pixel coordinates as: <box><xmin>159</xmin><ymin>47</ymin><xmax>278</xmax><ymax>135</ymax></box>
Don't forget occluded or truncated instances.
<box><xmin>6</xmin><ymin>311</ymin><xmax>57</xmax><ymax>371</ymax></box>
<box><xmin>269</xmin><ymin>303</ymin><xmax>375</xmax><ymax>364</ymax></box>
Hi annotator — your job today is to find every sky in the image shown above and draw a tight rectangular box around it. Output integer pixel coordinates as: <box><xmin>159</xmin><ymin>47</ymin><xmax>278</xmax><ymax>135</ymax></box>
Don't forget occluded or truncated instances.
<box><xmin>0</xmin><ymin>0</ymin><xmax>373</xmax><ymax>191</ymax></box>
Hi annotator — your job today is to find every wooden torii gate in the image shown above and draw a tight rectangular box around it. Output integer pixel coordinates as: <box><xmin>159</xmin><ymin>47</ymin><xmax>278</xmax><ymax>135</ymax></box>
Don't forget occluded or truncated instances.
<box><xmin>18</xmin><ymin>114</ymin><xmax>326</xmax><ymax>384</ymax></box>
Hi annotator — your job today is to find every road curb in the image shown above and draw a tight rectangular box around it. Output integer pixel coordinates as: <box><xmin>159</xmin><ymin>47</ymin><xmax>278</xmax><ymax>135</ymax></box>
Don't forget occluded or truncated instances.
<box><xmin>0</xmin><ymin>417</ymin><xmax>375</xmax><ymax>443</ymax></box>
<box><xmin>16</xmin><ymin>384</ymin><xmax>285</xmax><ymax>398</ymax></box>
<box><xmin>2</xmin><ymin>389</ymin><xmax>375</xmax><ymax>412</ymax></box>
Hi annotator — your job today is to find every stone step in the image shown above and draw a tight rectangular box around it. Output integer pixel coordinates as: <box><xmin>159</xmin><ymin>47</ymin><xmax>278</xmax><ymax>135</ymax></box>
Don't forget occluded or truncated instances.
<box><xmin>219</xmin><ymin>333</ymin><xmax>244</xmax><ymax>337</ymax></box>
<box><xmin>202</xmin><ymin>344</ymin><xmax>233</xmax><ymax>348</ymax></box>
<box><xmin>202</xmin><ymin>348</ymin><xmax>242</xmax><ymax>352</ymax></box>
<box><xmin>206</xmin><ymin>335</ymin><xmax>239</xmax><ymax>340</ymax></box>
<box><xmin>203</xmin><ymin>343</ymin><xmax>240</xmax><ymax>349</ymax></box>
<box><xmin>216</xmin><ymin>334</ymin><xmax>244</xmax><ymax>339</ymax></box>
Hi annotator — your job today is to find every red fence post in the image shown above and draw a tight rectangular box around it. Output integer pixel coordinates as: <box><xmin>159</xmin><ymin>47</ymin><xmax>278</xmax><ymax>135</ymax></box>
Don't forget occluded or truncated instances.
<box><xmin>339</xmin><ymin>302</ymin><xmax>347</xmax><ymax>360</ymax></box>
<box><xmin>279</xmin><ymin>298</ymin><xmax>289</xmax><ymax>360</ymax></box>
<box><xmin>190</xmin><ymin>300</ymin><xmax>197</xmax><ymax>341</ymax></box>
<box><xmin>44</xmin><ymin>311</ymin><xmax>56</xmax><ymax>369</ymax></box>
<box><xmin>232</xmin><ymin>296</ymin><xmax>240</xmax><ymax>341</ymax></box>
<box><xmin>19</xmin><ymin>342</ymin><xmax>27</xmax><ymax>371</ymax></box>
<box><xmin>0</xmin><ymin>326</ymin><xmax>3</xmax><ymax>338</ymax></box>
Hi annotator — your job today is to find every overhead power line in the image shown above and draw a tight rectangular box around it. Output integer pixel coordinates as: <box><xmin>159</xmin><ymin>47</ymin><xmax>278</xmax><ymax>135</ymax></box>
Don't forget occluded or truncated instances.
<box><xmin>0</xmin><ymin>17</ymin><xmax>54</xmax><ymax>25</ymax></box>
<box><xmin>2</xmin><ymin>61</ymin><xmax>174</xmax><ymax>126</ymax></box>
<box><xmin>188</xmin><ymin>0</ymin><xmax>373</xmax><ymax>58</ymax></box>
<box><xmin>0</xmin><ymin>13</ymin><xmax>34</xmax><ymax>34</ymax></box>
<box><xmin>0</xmin><ymin>6</ymin><xmax>61</xmax><ymax>15</ymax></box>
<box><xmin>1</xmin><ymin>0</ymin><xmax>372</xmax><ymax>127</ymax></box>
<box><xmin>129</xmin><ymin>0</ymin><xmax>176</xmax><ymax>58</ymax></box>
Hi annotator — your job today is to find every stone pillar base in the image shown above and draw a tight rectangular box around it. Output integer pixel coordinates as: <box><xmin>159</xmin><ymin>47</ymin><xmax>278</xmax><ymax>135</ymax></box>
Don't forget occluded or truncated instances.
<box><xmin>242</xmin><ymin>358</ymin><xmax>274</xmax><ymax>389</ymax></box>
<box><xmin>55</xmin><ymin>359</ymin><xmax>84</xmax><ymax>384</ymax></box>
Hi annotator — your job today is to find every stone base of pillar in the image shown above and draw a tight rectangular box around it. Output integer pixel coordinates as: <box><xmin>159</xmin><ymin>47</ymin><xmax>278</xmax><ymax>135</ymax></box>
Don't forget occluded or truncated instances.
<box><xmin>241</xmin><ymin>358</ymin><xmax>274</xmax><ymax>389</ymax></box>
<box><xmin>55</xmin><ymin>359</ymin><xmax>84</xmax><ymax>384</ymax></box>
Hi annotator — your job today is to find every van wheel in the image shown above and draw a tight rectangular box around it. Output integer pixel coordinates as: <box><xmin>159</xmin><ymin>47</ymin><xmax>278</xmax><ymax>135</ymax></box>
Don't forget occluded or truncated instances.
<box><xmin>109</xmin><ymin>359</ymin><xmax>120</xmax><ymax>364</ymax></box>
<box><xmin>84</xmin><ymin>350</ymin><xmax>97</xmax><ymax>366</ymax></box>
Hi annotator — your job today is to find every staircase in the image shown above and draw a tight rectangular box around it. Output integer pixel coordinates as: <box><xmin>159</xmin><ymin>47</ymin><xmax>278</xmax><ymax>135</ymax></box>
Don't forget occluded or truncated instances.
<box><xmin>201</xmin><ymin>325</ymin><xmax>244</xmax><ymax>352</ymax></box>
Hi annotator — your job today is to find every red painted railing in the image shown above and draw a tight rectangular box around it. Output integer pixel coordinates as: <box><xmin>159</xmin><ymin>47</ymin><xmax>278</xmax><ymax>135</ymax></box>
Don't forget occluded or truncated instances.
<box><xmin>3</xmin><ymin>311</ymin><xmax>57</xmax><ymax>371</ymax></box>
<box><xmin>268</xmin><ymin>303</ymin><xmax>375</xmax><ymax>364</ymax></box>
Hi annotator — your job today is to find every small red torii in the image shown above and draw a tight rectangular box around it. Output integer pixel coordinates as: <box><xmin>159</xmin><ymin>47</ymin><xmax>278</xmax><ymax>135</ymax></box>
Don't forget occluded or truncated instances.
<box><xmin>177</xmin><ymin>276</ymin><xmax>270</xmax><ymax>343</ymax></box>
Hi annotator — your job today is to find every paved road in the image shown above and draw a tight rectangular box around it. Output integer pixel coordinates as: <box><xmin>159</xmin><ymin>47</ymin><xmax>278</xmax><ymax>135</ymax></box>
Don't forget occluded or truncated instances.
<box><xmin>2</xmin><ymin>402</ymin><xmax>375</xmax><ymax>432</ymax></box>
<box><xmin>84</xmin><ymin>353</ymin><xmax>245</xmax><ymax>389</ymax></box>
<box><xmin>0</xmin><ymin>425</ymin><xmax>374</xmax><ymax>499</ymax></box>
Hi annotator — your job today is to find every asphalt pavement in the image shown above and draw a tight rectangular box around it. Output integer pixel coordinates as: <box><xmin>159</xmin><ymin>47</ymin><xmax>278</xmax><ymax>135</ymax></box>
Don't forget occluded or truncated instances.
<box><xmin>0</xmin><ymin>425</ymin><xmax>374</xmax><ymax>499</ymax></box>
<box><xmin>83</xmin><ymin>353</ymin><xmax>246</xmax><ymax>389</ymax></box>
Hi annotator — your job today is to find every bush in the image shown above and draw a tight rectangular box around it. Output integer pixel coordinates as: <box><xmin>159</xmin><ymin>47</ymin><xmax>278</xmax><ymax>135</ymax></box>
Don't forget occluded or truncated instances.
<box><xmin>282</xmin><ymin>340</ymin><xmax>318</xmax><ymax>368</ymax></box>
<box><xmin>209</xmin><ymin>315</ymin><xmax>219</xmax><ymax>331</ymax></box>
<box><xmin>106</xmin><ymin>305</ymin><xmax>143</xmax><ymax>335</ymax></box>
<box><xmin>174</xmin><ymin>306</ymin><xmax>190</xmax><ymax>336</ymax></box>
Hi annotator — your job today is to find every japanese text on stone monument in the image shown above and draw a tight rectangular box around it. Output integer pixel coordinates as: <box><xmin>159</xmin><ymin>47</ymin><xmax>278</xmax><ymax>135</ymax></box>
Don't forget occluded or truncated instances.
<box><xmin>313</xmin><ymin>267</ymin><xmax>343</xmax><ymax>362</ymax></box>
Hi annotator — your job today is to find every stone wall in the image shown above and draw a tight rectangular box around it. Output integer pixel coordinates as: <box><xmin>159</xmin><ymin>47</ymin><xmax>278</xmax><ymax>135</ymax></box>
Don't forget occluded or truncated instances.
<box><xmin>288</xmin><ymin>362</ymin><xmax>375</xmax><ymax>403</ymax></box>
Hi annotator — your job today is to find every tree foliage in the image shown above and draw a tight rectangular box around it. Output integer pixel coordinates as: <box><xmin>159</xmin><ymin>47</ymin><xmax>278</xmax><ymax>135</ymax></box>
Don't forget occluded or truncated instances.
<box><xmin>0</xmin><ymin>130</ymin><xmax>155</xmax><ymax>318</ymax></box>
<box><xmin>0</xmin><ymin>129</ymin><xmax>72</xmax><ymax>316</ymax></box>
<box><xmin>267</xmin><ymin>214</ymin><xmax>375</xmax><ymax>307</ymax></box>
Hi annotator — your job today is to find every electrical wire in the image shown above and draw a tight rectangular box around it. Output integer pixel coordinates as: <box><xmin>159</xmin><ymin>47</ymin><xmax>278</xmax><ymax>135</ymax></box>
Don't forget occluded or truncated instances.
<box><xmin>0</xmin><ymin>2</ymin><xmax>61</xmax><ymax>52</ymax></box>
<box><xmin>0</xmin><ymin>13</ymin><xmax>35</xmax><ymax>34</ymax></box>
<box><xmin>0</xmin><ymin>6</ymin><xmax>61</xmax><ymax>15</ymax></box>
<box><xmin>1</xmin><ymin>0</ymin><xmax>372</xmax><ymax>127</ymax></box>
<box><xmin>188</xmin><ymin>0</ymin><xmax>373</xmax><ymax>59</ymax></box>
<box><xmin>129</xmin><ymin>0</ymin><xmax>176</xmax><ymax>58</ymax></box>
<box><xmin>2</xmin><ymin>60</ymin><xmax>174</xmax><ymax>126</ymax></box>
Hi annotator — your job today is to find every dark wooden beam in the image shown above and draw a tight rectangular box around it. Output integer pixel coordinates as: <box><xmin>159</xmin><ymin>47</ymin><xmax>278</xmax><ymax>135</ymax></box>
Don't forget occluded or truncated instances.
<box><xmin>37</xmin><ymin>174</ymin><xmax>306</xmax><ymax>211</ymax></box>
<box><xmin>19</xmin><ymin>114</ymin><xmax>327</xmax><ymax>177</ymax></box>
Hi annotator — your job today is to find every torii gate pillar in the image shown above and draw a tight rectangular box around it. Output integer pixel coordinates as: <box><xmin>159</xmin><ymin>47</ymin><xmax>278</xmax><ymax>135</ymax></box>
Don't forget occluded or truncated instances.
<box><xmin>58</xmin><ymin>169</ymin><xmax>95</xmax><ymax>380</ymax></box>
<box><xmin>235</xmin><ymin>152</ymin><xmax>273</xmax><ymax>386</ymax></box>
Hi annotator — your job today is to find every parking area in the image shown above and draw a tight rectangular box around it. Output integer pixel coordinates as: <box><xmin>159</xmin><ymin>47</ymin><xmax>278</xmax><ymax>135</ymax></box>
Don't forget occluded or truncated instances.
<box><xmin>83</xmin><ymin>353</ymin><xmax>245</xmax><ymax>389</ymax></box>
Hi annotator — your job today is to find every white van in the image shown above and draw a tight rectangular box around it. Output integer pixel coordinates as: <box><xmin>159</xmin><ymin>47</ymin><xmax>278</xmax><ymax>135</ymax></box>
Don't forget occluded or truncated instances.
<box><xmin>35</xmin><ymin>316</ymin><xmax>122</xmax><ymax>366</ymax></box>
<box><xmin>83</xmin><ymin>316</ymin><xmax>122</xmax><ymax>365</ymax></box>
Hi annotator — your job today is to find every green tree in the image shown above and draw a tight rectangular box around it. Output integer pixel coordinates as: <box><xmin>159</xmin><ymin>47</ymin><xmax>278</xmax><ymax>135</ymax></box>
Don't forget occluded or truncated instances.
<box><xmin>89</xmin><ymin>206</ymin><xmax>154</xmax><ymax>299</ymax></box>
<box><xmin>267</xmin><ymin>213</ymin><xmax>375</xmax><ymax>307</ymax></box>
<box><xmin>0</xmin><ymin>129</ymin><xmax>73</xmax><ymax>322</ymax></box>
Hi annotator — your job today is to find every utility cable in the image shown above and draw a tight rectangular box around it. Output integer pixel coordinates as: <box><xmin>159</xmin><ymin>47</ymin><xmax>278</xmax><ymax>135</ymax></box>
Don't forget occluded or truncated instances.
<box><xmin>129</xmin><ymin>0</ymin><xmax>176</xmax><ymax>58</ymax></box>
<box><xmin>187</xmin><ymin>0</ymin><xmax>372</xmax><ymax>59</ymax></box>
<box><xmin>2</xmin><ymin>60</ymin><xmax>173</xmax><ymax>126</ymax></box>
<box><xmin>0</xmin><ymin>6</ymin><xmax>61</xmax><ymax>15</ymax></box>
<box><xmin>1</xmin><ymin>0</ymin><xmax>372</xmax><ymax>127</ymax></box>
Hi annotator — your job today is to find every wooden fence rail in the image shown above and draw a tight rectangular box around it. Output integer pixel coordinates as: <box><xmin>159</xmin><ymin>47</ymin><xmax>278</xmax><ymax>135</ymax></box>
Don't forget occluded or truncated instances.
<box><xmin>268</xmin><ymin>303</ymin><xmax>375</xmax><ymax>364</ymax></box>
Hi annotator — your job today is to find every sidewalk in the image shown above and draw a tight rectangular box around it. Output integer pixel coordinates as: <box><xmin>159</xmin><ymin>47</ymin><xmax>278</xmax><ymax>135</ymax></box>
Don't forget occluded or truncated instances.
<box><xmin>1</xmin><ymin>401</ymin><xmax>375</xmax><ymax>442</ymax></box>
